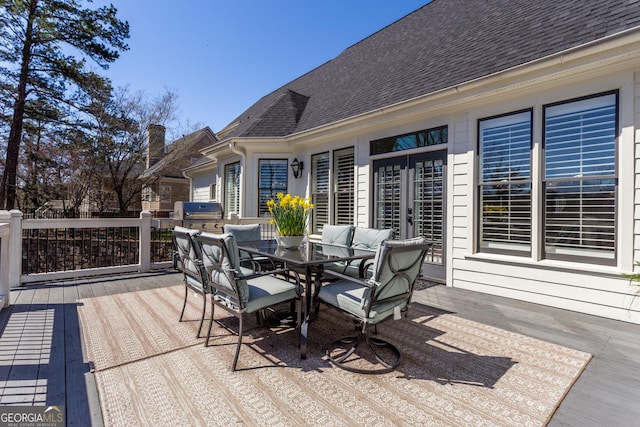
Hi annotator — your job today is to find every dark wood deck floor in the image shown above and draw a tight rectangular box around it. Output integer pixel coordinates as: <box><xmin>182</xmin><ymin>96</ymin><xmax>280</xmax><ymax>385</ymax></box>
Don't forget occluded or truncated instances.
<box><xmin>1</xmin><ymin>271</ymin><xmax>639</xmax><ymax>426</ymax></box>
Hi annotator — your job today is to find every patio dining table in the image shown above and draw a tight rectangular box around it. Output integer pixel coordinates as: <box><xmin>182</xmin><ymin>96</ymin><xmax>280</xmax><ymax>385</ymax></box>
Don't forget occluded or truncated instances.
<box><xmin>237</xmin><ymin>239</ymin><xmax>376</xmax><ymax>359</ymax></box>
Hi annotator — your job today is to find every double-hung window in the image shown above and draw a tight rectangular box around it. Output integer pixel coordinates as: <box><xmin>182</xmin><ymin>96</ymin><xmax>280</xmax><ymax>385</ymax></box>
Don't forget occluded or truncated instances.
<box><xmin>258</xmin><ymin>159</ymin><xmax>288</xmax><ymax>216</ymax></box>
<box><xmin>543</xmin><ymin>92</ymin><xmax>617</xmax><ymax>264</ymax></box>
<box><xmin>478</xmin><ymin>110</ymin><xmax>533</xmax><ymax>254</ymax></box>
<box><xmin>310</xmin><ymin>147</ymin><xmax>354</xmax><ymax>232</ymax></box>
<box><xmin>224</xmin><ymin>162</ymin><xmax>241</xmax><ymax>217</ymax></box>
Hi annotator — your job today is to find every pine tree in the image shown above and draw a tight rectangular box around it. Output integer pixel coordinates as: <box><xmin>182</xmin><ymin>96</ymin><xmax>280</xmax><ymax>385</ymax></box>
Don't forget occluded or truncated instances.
<box><xmin>0</xmin><ymin>0</ymin><xmax>129</xmax><ymax>209</ymax></box>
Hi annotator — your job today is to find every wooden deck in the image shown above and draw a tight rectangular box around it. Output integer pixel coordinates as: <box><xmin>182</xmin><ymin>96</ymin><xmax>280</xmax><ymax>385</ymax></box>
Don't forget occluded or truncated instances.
<box><xmin>0</xmin><ymin>271</ymin><xmax>639</xmax><ymax>426</ymax></box>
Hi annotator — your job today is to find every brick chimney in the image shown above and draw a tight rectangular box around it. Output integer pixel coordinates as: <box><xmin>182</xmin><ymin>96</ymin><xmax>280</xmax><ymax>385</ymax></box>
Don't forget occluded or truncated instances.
<box><xmin>146</xmin><ymin>124</ymin><xmax>166</xmax><ymax>168</ymax></box>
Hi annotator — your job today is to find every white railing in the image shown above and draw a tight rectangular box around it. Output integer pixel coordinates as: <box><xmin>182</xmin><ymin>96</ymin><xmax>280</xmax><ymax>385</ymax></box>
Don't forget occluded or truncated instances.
<box><xmin>0</xmin><ymin>210</ymin><xmax>276</xmax><ymax>291</ymax></box>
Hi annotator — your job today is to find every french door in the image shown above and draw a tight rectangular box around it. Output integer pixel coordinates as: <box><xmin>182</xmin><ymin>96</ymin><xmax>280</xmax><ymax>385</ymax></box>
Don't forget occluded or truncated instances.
<box><xmin>373</xmin><ymin>150</ymin><xmax>446</xmax><ymax>282</ymax></box>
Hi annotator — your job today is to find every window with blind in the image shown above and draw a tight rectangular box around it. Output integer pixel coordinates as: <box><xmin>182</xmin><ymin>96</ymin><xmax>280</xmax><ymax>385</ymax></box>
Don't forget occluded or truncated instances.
<box><xmin>224</xmin><ymin>162</ymin><xmax>241</xmax><ymax>216</ymax></box>
<box><xmin>543</xmin><ymin>92</ymin><xmax>617</xmax><ymax>264</ymax></box>
<box><xmin>334</xmin><ymin>147</ymin><xmax>354</xmax><ymax>225</ymax></box>
<box><xmin>478</xmin><ymin>110</ymin><xmax>532</xmax><ymax>254</ymax></box>
<box><xmin>311</xmin><ymin>152</ymin><xmax>329</xmax><ymax>233</ymax></box>
<box><xmin>258</xmin><ymin>159</ymin><xmax>288</xmax><ymax>216</ymax></box>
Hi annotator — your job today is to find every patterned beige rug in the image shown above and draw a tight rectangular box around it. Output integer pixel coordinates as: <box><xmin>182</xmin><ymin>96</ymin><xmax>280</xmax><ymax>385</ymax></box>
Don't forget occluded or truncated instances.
<box><xmin>78</xmin><ymin>285</ymin><xmax>592</xmax><ymax>426</ymax></box>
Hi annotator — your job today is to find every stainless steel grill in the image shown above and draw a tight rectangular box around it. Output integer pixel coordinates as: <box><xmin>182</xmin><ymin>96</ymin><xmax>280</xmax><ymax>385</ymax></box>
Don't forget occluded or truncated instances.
<box><xmin>173</xmin><ymin>201</ymin><xmax>231</xmax><ymax>231</ymax></box>
<box><xmin>173</xmin><ymin>201</ymin><xmax>223</xmax><ymax>220</ymax></box>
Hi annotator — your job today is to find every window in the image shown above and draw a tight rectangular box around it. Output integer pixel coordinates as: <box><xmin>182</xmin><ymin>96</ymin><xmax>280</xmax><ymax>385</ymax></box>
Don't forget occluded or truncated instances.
<box><xmin>543</xmin><ymin>92</ymin><xmax>617</xmax><ymax>263</ymax></box>
<box><xmin>311</xmin><ymin>152</ymin><xmax>329</xmax><ymax>233</ymax></box>
<box><xmin>224</xmin><ymin>162</ymin><xmax>241</xmax><ymax>217</ymax></box>
<box><xmin>371</xmin><ymin>126</ymin><xmax>447</xmax><ymax>155</ymax></box>
<box><xmin>258</xmin><ymin>159</ymin><xmax>288</xmax><ymax>216</ymax></box>
<box><xmin>310</xmin><ymin>148</ymin><xmax>354</xmax><ymax>231</ymax></box>
<box><xmin>478</xmin><ymin>110</ymin><xmax>532</xmax><ymax>254</ymax></box>
<box><xmin>476</xmin><ymin>91</ymin><xmax>618</xmax><ymax>265</ymax></box>
<box><xmin>159</xmin><ymin>185</ymin><xmax>171</xmax><ymax>202</ymax></box>
<box><xmin>141</xmin><ymin>186</ymin><xmax>152</xmax><ymax>202</ymax></box>
<box><xmin>334</xmin><ymin>147</ymin><xmax>354</xmax><ymax>225</ymax></box>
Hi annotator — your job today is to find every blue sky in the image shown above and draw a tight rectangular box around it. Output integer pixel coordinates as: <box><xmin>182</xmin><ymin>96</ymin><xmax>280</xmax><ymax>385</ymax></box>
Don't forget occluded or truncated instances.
<box><xmin>97</xmin><ymin>1</ymin><xmax>429</xmax><ymax>134</ymax></box>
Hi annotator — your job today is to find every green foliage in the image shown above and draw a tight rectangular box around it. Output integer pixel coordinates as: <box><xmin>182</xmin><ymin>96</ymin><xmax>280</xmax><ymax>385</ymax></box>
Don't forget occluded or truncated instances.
<box><xmin>622</xmin><ymin>262</ymin><xmax>640</xmax><ymax>286</ymax></box>
<box><xmin>0</xmin><ymin>0</ymin><xmax>130</xmax><ymax>208</ymax></box>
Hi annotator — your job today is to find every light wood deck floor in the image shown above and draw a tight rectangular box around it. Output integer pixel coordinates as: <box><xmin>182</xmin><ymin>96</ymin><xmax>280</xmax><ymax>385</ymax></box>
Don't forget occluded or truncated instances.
<box><xmin>0</xmin><ymin>271</ymin><xmax>638</xmax><ymax>426</ymax></box>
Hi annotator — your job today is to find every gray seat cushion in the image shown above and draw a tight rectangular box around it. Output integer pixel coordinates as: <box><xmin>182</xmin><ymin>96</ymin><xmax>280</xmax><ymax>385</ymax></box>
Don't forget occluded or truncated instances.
<box><xmin>244</xmin><ymin>275</ymin><xmax>298</xmax><ymax>313</ymax></box>
<box><xmin>317</xmin><ymin>279</ymin><xmax>406</xmax><ymax>324</ymax></box>
<box><xmin>319</xmin><ymin>236</ymin><xmax>429</xmax><ymax>323</ymax></box>
<box><xmin>200</xmin><ymin>232</ymin><xmax>297</xmax><ymax>312</ymax></box>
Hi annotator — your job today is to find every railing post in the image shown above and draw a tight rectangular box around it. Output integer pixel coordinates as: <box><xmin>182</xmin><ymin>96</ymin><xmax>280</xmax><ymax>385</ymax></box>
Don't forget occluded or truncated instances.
<box><xmin>8</xmin><ymin>210</ymin><xmax>22</xmax><ymax>290</ymax></box>
<box><xmin>140</xmin><ymin>210</ymin><xmax>151</xmax><ymax>273</ymax></box>
<box><xmin>0</xmin><ymin>210</ymin><xmax>22</xmax><ymax>308</ymax></box>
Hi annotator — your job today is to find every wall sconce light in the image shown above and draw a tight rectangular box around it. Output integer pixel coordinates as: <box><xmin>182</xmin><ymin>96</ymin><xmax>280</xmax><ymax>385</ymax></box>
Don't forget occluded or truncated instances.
<box><xmin>290</xmin><ymin>158</ymin><xmax>304</xmax><ymax>179</ymax></box>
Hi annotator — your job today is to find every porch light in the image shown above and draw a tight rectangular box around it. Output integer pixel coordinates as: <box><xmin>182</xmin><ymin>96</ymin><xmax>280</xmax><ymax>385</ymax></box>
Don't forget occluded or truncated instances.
<box><xmin>290</xmin><ymin>158</ymin><xmax>304</xmax><ymax>179</ymax></box>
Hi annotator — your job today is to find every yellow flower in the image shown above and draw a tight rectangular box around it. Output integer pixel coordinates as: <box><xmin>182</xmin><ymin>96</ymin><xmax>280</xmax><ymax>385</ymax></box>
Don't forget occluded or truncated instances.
<box><xmin>265</xmin><ymin>193</ymin><xmax>313</xmax><ymax>236</ymax></box>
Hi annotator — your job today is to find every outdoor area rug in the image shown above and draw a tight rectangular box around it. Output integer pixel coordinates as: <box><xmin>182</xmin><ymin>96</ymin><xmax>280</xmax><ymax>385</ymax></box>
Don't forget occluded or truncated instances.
<box><xmin>78</xmin><ymin>285</ymin><xmax>592</xmax><ymax>426</ymax></box>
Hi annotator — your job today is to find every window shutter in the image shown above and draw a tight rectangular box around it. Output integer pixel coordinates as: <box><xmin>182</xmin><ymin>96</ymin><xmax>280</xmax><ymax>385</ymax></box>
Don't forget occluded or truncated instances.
<box><xmin>334</xmin><ymin>148</ymin><xmax>354</xmax><ymax>225</ymax></box>
<box><xmin>224</xmin><ymin>162</ymin><xmax>241</xmax><ymax>216</ymax></box>
<box><xmin>311</xmin><ymin>153</ymin><xmax>330</xmax><ymax>233</ymax></box>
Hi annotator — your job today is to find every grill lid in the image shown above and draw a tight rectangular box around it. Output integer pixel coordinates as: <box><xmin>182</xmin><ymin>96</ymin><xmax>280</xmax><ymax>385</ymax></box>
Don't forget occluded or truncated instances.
<box><xmin>173</xmin><ymin>201</ymin><xmax>224</xmax><ymax>220</ymax></box>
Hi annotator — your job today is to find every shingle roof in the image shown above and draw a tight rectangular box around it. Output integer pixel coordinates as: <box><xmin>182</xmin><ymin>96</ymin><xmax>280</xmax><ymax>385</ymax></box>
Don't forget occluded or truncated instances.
<box><xmin>140</xmin><ymin>127</ymin><xmax>217</xmax><ymax>179</ymax></box>
<box><xmin>220</xmin><ymin>0</ymin><xmax>640</xmax><ymax>139</ymax></box>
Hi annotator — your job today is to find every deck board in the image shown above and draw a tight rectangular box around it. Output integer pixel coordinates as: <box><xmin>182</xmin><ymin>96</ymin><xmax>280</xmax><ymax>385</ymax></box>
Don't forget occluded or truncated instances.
<box><xmin>0</xmin><ymin>271</ymin><xmax>638</xmax><ymax>426</ymax></box>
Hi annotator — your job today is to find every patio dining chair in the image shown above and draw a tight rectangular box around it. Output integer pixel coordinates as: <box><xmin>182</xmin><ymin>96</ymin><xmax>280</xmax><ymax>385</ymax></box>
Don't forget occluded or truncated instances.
<box><xmin>318</xmin><ymin>236</ymin><xmax>431</xmax><ymax>374</ymax></box>
<box><xmin>319</xmin><ymin>224</ymin><xmax>356</xmax><ymax>277</ymax></box>
<box><xmin>195</xmin><ymin>232</ymin><xmax>302</xmax><ymax>371</ymax></box>
<box><xmin>172</xmin><ymin>226</ymin><xmax>207</xmax><ymax>338</ymax></box>
<box><xmin>223</xmin><ymin>223</ymin><xmax>277</xmax><ymax>271</ymax></box>
<box><xmin>344</xmin><ymin>227</ymin><xmax>395</xmax><ymax>278</ymax></box>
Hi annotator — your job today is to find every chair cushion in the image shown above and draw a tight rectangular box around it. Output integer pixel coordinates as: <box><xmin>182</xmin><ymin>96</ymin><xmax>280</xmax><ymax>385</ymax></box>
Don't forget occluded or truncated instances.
<box><xmin>243</xmin><ymin>275</ymin><xmax>298</xmax><ymax>314</ymax></box>
<box><xmin>184</xmin><ymin>274</ymin><xmax>205</xmax><ymax>292</ymax></box>
<box><xmin>352</xmin><ymin>227</ymin><xmax>394</xmax><ymax>250</ymax></box>
<box><xmin>199</xmin><ymin>232</ymin><xmax>249</xmax><ymax>305</ymax></box>
<box><xmin>173</xmin><ymin>227</ymin><xmax>203</xmax><ymax>284</ymax></box>
<box><xmin>321</xmin><ymin>225</ymin><xmax>354</xmax><ymax>247</ymax></box>
<box><xmin>223</xmin><ymin>224</ymin><xmax>261</xmax><ymax>242</ymax></box>
<box><xmin>370</xmin><ymin>237</ymin><xmax>428</xmax><ymax>303</ymax></box>
<box><xmin>317</xmin><ymin>279</ymin><xmax>407</xmax><ymax>324</ymax></box>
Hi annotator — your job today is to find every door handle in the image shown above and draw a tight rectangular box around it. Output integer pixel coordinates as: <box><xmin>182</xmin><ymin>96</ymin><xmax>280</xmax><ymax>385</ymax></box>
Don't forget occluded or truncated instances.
<box><xmin>407</xmin><ymin>207</ymin><xmax>413</xmax><ymax>225</ymax></box>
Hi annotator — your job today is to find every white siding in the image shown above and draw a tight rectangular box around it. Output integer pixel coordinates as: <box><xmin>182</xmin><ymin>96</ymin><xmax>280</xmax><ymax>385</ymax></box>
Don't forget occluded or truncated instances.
<box><xmin>449</xmin><ymin>69</ymin><xmax>640</xmax><ymax>324</ymax></box>
<box><xmin>355</xmin><ymin>138</ymin><xmax>370</xmax><ymax>227</ymax></box>
<box><xmin>191</xmin><ymin>171</ymin><xmax>215</xmax><ymax>202</ymax></box>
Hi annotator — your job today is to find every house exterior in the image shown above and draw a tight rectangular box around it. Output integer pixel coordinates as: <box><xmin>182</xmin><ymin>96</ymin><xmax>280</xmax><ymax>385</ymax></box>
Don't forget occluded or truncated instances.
<box><xmin>140</xmin><ymin>124</ymin><xmax>217</xmax><ymax>217</ymax></box>
<box><xmin>187</xmin><ymin>0</ymin><xmax>640</xmax><ymax>323</ymax></box>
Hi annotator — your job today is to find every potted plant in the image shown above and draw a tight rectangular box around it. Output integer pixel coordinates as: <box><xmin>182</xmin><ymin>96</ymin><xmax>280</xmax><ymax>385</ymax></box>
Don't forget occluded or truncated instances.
<box><xmin>266</xmin><ymin>192</ymin><xmax>313</xmax><ymax>248</ymax></box>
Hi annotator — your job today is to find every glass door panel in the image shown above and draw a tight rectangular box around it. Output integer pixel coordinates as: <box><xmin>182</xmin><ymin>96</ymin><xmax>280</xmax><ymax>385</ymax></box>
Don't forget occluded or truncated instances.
<box><xmin>374</xmin><ymin>150</ymin><xmax>446</xmax><ymax>282</ymax></box>
<box><xmin>411</xmin><ymin>151</ymin><xmax>446</xmax><ymax>280</ymax></box>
